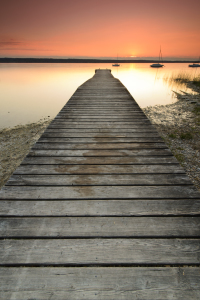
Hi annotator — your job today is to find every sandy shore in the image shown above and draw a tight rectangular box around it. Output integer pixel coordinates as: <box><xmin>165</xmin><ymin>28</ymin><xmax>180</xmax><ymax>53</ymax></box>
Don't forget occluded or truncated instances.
<box><xmin>0</xmin><ymin>119</ymin><xmax>51</xmax><ymax>188</ymax></box>
<box><xmin>0</xmin><ymin>83</ymin><xmax>200</xmax><ymax>191</ymax></box>
<box><xmin>143</xmin><ymin>82</ymin><xmax>200</xmax><ymax>191</ymax></box>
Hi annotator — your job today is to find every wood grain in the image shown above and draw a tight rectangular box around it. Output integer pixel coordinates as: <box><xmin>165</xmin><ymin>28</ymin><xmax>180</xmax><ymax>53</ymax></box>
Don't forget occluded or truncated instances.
<box><xmin>1</xmin><ymin>200</ymin><xmax>199</xmax><ymax>216</ymax></box>
<box><xmin>12</xmin><ymin>164</ymin><xmax>184</xmax><ymax>175</ymax></box>
<box><xmin>1</xmin><ymin>217</ymin><xmax>199</xmax><ymax>237</ymax></box>
<box><xmin>6</xmin><ymin>174</ymin><xmax>191</xmax><ymax>186</ymax></box>
<box><xmin>21</xmin><ymin>156</ymin><xmax>178</xmax><ymax>165</ymax></box>
<box><xmin>0</xmin><ymin>267</ymin><xmax>200</xmax><ymax>300</ymax></box>
<box><xmin>1</xmin><ymin>239</ymin><xmax>200</xmax><ymax>264</ymax></box>
<box><xmin>0</xmin><ymin>186</ymin><xmax>199</xmax><ymax>200</ymax></box>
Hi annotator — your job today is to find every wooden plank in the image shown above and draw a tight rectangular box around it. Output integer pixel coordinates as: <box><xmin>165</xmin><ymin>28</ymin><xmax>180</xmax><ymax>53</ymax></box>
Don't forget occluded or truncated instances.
<box><xmin>1</xmin><ymin>200</ymin><xmax>200</xmax><ymax>216</ymax></box>
<box><xmin>44</xmin><ymin>128</ymin><xmax>159</xmax><ymax>133</ymax></box>
<box><xmin>0</xmin><ymin>186</ymin><xmax>199</xmax><ymax>200</ymax></box>
<box><xmin>42</xmin><ymin>132</ymin><xmax>160</xmax><ymax>137</ymax></box>
<box><xmin>21</xmin><ymin>156</ymin><xmax>178</xmax><ymax>165</ymax></box>
<box><xmin>65</xmin><ymin>100</ymin><xmax>138</xmax><ymax>102</ymax></box>
<box><xmin>65</xmin><ymin>105</ymin><xmax>140</xmax><ymax>108</ymax></box>
<box><xmin>60</xmin><ymin>109</ymin><xmax>143</xmax><ymax>112</ymax></box>
<box><xmin>52</xmin><ymin>115</ymin><xmax>150</xmax><ymax>121</ymax></box>
<box><xmin>70</xmin><ymin>94</ymin><xmax>133</xmax><ymax>98</ymax></box>
<box><xmin>77</xmin><ymin>87</ymin><xmax>127</xmax><ymax>90</ymax></box>
<box><xmin>53</xmin><ymin>119</ymin><xmax>149</xmax><ymax>122</ymax></box>
<box><xmin>38</xmin><ymin>137</ymin><xmax>163</xmax><ymax>143</ymax></box>
<box><xmin>56</xmin><ymin>114</ymin><xmax>146</xmax><ymax>118</ymax></box>
<box><xmin>12</xmin><ymin>164</ymin><xmax>184</xmax><ymax>175</ymax></box>
<box><xmin>68</xmin><ymin>99</ymin><xmax>134</xmax><ymax>102</ymax></box>
<box><xmin>1</xmin><ymin>239</ymin><xmax>200</xmax><ymax>264</ymax></box>
<box><xmin>50</xmin><ymin>121</ymin><xmax>151</xmax><ymax>125</ymax></box>
<box><xmin>0</xmin><ymin>267</ymin><xmax>199</xmax><ymax>299</ymax></box>
<box><xmin>71</xmin><ymin>92</ymin><xmax>131</xmax><ymax>96</ymax></box>
<box><xmin>57</xmin><ymin>110</ymin><xmax>145</xmax><ymax>113</ymax></box>
<box><xmin>6</xmin><ymin>174</ymin><xmax>190</xmax><ymax>186</ymax></box>
<box><xmin>46</xmin><ymin>127</ymin><xmax>158</xmax><ymax>132</ymax></box>
<box><xmin>28</xmin><ymin>149</ymin><xmax>174</xmax><ymax>156</ymax></box>
<box><xmin>60</xmin><ymin>112</ymin><xmax>143</xmax><ymax>114</ymax></box>
<box><xmin>58</xmin><ymin>109</ymin><xmax>144</xmax><ymax>112</ymax></box>
<box><xmin>1</xmin><ymin>217</ymin><xmax>200</xmax><ymax>237</ymax></box>
<box><xmin>32</xmin><ymin>142</ymin><xmax>167</xmax><ymax>150</ymax></box>
<box><xmin>66</xmin><ymin>100</ymin><xmax>136</xmax><ymax>102</ymax></box>
<box><xmin>56</xmin><ymin>113</ymin><xmax>146</xmax><ymax>116</ymax></box>
<box><xmin>48</xmin><ymin>124</ymin><xmax>154</xmax><ymax>129</ymax></box>
<box><xmin>55</xmin><ymin>116</ymin><xmax>146</xmax><ymax>119</ymax></box>
<box><xmin>58</xmin><ymin>113</ymin><xmax>145</xmax><ymax>116</ymax></box>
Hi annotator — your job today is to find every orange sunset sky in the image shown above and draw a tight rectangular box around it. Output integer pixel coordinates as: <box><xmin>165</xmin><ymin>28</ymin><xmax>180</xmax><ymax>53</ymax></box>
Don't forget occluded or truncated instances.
<box><xmin>0</xmin><ymin>0</ymin><xmax>200</xmax><ymax>59</ymax></box>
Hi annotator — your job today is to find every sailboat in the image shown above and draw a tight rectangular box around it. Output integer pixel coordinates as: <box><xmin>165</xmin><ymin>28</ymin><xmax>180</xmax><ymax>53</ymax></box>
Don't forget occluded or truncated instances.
<box><xmin>189</xmin><ymin>57</ymin><xmax>200</xmax><ymax>67</ymax></box>
<box><xmin>112</xmin><ymin>54</ymin><xmax>120</xmax><ymax>67</ymax></box>
<box><xmin>150</xmin><ymin>47</ymin><xmax>164</xmax><ymax>68</ymax></box>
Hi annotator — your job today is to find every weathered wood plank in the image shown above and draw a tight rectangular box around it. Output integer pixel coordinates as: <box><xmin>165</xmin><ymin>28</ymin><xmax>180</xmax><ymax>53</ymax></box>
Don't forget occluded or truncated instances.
<box><xmin>70</xmin><ymin>94</ymin><xmax>133</xmax><ymax>98</ymax></box>
<box><xmin>0</xmin><ymin>186</ymin><xmax>198</xmax><ymax>200</ymax></box>
<box><xmin>55</xmin><ymin>118</ymin><xmax>147</xmax><ymax>122</ymax></box>
<box><xmin>55</xmin><ymin>115</ymin><xmax>146</xmax><ymax>118</ymax></box>
<box><xmin>58</xmin><ymin>114</ymin><xmax>144</xmax><ymax>117</ymax></box>
<box><xmin>54</xmin><ymin>117</ymin><xmax>147</xmax><ymax>120</ymax></box>
<box><xmin>38</xmin><ymin>137</ymin><xmax>163</xmax><ymax>143</ymax></box>
<box><xmin>65</xmin><ymin>105</ymin><xmax>140</xmax><ymax>108</ymax></box>
<box><xmin>6</xmin><ymin>174</ymin><xmax>190</xmax><ymax>186</ymax></box>
<box><xmin>56</xmin><ymin>110</ymin><xmax>144</xmax><ymax>113</ymax></box>
<box><xmin>56</xmin><ymin>113</ymin><xmax>146</xmax><ymax>116</ymax></box>
<box><xmin>32</xmin><ymin>142</ymin><xmax>167</xmax><ymax>150</ymax></box>
<box><xmin>1</xmin><ymin>217</ymin><xmax>199</xmax><ymax>237</ymax></box>
<box><xmin>1</xmin><ymin>200</ymin><xmax>200</xmax><ymax>216</ymax></box>
<box><xmin>50</xmin><ymin>121</ymin><xmax>152</xmax><ymax>126</ymax></box>
<box><xmin>1</xmin><ymin>239</ymin><xmax>200</xmax><ymax>264</ymax></box>
<box><xmin>42</xmin><ymin>132</ymin><xmax>160</xmax><ymax>137</ymax></box>
<box><xmin>28</xmin><ymin>148</ymin><xmax>174</xmax><ymax>157</ymax></box>
<box><xmin>45</xmin><ymin>127</ymin><xmax>158</xmax><ymax>132</ymax></box>
<box><xmin>71</xmin><ymin>92</ymin><xmax>131</xmax><ymax>96</ymax></box>
<box><xmin>68</xmin><ymin>100</ymin><xmax>135</xmax><ymax>103</ymax></box>
<box><xmin>60</xmin><ymin>109</ymin><xmax>143</xmax><ymax>112</ymax></box>
<box><xmin>48</xmin><ymin>124</ymin><xmax>155</xmax><ymax>129</ymax></box>
<box><xmin>12</xmin><ymin>164</ymin><xmax>184</xmax><ymax>175</ymax></box>
<box><xmin>77</xmin><ymin>87</ymin><xmax>127</xmax><ymax>90</ymax></box>
<box><xmin>0</xmin><ymin>267</ymin><xmax>199</xmax><ymax>299</ymax></box>
<box><xmin>21</xmin><ymin>156</ymin><xmax>178</xmax><ymax>165</ymax></box>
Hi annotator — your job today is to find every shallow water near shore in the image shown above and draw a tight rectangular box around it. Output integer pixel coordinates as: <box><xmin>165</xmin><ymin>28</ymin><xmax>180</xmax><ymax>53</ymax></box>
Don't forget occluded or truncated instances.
<box><xmin>0</xmin><ymin>62</ymin><xmax>199</xmax><ymax>129</ymax></box>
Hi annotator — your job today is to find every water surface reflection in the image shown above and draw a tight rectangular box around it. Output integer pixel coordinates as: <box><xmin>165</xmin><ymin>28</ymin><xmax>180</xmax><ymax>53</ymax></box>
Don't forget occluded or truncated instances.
<box><xmin>0</xmin><ymin>63</ymin><xmax>199</xmax><ymax>128</ymax></box>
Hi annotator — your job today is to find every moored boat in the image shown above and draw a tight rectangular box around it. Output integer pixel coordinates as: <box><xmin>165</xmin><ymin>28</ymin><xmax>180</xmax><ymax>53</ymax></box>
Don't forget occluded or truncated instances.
<box><xmin>189</xmin><ymin>63</ymin><xmax>200</xmax><ymax>68</ymax></box>
<box><xmin>150</xmin><ymin>47</ymin><xmax>164</xmax><ymax>68</ymax></box>
<box><xmin>112</xmin><ymin>54</ymin><xmax>120</xmax><ymax>67</ymax></box>
<box><xmin>150</xmin><ymin>63</ymin><xmax>164</xmax><ymax>68</ymax></box>
<box><xmin>189</xmin><ymin>57</ymin><xmax>200</xmax><ymax>67</ymax></box>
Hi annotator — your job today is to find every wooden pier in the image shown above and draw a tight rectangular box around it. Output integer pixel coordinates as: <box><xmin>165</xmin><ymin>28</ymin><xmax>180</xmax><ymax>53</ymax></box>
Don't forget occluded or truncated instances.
<box><xmin>0</xmin><ymin>69</ymin><xmax>200</xmax><ymax>299</ymax></box>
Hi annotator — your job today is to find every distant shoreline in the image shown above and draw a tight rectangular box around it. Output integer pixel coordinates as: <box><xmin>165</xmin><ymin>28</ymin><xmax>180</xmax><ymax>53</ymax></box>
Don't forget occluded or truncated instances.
<box><xmin>0</xmin><ymin>58</ymin><xmax>197</xmax><ymax>63</ymax></box>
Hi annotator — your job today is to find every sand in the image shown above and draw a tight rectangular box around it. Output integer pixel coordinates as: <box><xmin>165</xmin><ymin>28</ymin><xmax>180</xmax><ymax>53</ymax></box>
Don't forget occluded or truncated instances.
<box><xmin>143</xmin><ymin>86</ymin><xmax>200</xmax><ymax>191</ymax></box>
<box><xmin>0</xmin><ymin>119</ymin><xmax>51</xmax><ymax>188</ymax></box>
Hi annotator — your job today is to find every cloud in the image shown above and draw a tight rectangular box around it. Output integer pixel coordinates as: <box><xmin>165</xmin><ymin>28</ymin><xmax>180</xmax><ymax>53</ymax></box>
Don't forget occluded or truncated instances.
<box><xmin>1</xmin><ymin>48</ymin><xmax>53</xmax><ymax>51</ymax></box>
<box><xmin>0</xmin><ymin>38</ymin><xmax>24</xmax><ymax>48</ymax></box>
<box><xmin>0</xmin><ymin>38</ymin><xmax>53</xmax><ymax>52</ymax></box>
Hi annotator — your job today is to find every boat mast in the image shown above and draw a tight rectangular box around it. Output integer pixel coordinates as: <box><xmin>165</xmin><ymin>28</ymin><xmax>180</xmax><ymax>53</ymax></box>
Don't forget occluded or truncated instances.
<box><xmin>159</xmin><ymin>46</ymin><xmax>162</xmax><ymax>63</ymax></box>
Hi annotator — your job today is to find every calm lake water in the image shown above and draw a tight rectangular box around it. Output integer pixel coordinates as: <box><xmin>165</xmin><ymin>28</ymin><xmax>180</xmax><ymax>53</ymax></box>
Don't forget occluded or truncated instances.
<box><xmin>0</xmin><ymin>63</ymin><xmax>199</xmax><ymax>129</ymax></box>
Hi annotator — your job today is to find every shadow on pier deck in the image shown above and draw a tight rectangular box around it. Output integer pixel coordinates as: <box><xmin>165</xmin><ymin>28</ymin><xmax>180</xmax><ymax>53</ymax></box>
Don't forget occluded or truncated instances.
<box><xmin>0</xmin><ymin>69</ymin><xmax>200</xmax><ymax>299</ymax></box>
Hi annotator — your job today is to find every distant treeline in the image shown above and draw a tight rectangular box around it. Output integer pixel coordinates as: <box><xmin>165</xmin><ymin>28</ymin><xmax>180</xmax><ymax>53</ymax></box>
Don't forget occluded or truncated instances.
<box><xmin>0</xmin><ymin>58</ymin><xmax>196</xmax><ymax>63</ymax></box>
